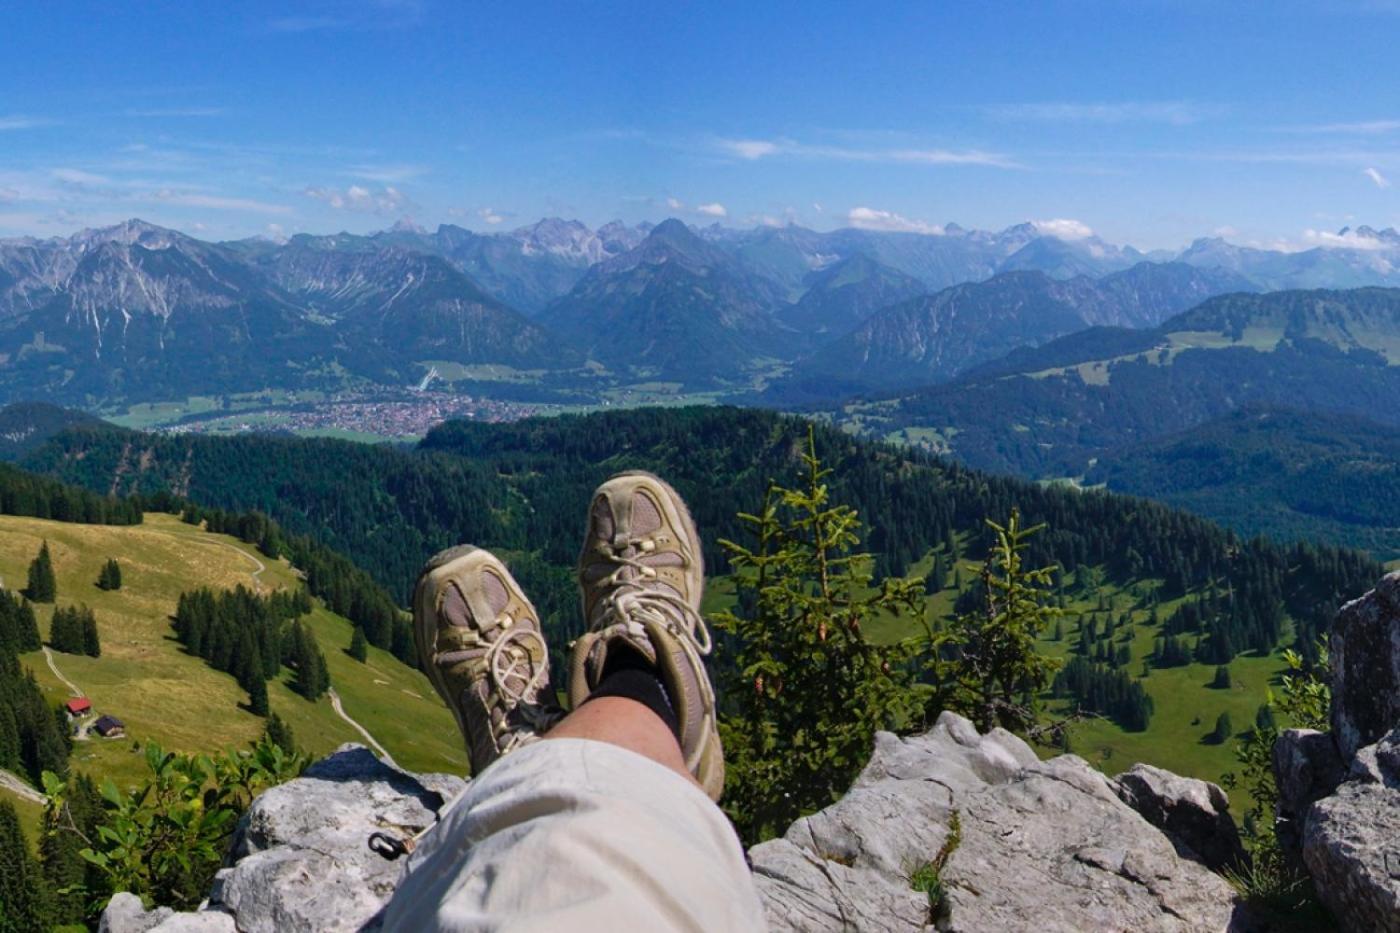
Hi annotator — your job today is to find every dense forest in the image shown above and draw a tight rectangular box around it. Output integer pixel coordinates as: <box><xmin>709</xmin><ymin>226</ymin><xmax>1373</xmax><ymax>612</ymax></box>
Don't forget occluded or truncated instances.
<box><xmin>1085</xmin><ymin>407</ymin><xmax>1400</xmax><ymax>559</ymax></box>
<box><xmin>18</xmin><ymin>407</ymin><xmax>1384</xmax><ymax>674</ymax></box>
<box><xmin>172</xmin><ymin>586</ymin><xmax>325</xmax><ymax>712</ymax></box>
<box><xmin>0</xmin><ymin>588</ymin><xmax>70</xmax><ymax>784</ymax></box>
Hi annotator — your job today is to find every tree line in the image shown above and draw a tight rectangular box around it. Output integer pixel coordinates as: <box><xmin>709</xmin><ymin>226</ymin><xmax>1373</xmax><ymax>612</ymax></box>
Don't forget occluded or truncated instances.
<box><xmin>172</xmin><ymin>585</ymin><xmax>328</xmax><ymax>712</ymax></box>
<box><xmin>0</xmin><ymin>588</ymin><xmax>71</xmax><ymax>785</ymax></box>
<box><xmin>50</xmin><ymin>604</ymin><xmax>101</xmax><ymax>657</ymax></box>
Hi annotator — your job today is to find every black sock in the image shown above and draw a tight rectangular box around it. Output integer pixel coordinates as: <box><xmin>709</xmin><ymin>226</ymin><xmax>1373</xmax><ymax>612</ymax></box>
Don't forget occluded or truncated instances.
<box><xmin>589</xmin><ymin>644</ymin><xmax>681</xmax><ymax>738</ymax></box>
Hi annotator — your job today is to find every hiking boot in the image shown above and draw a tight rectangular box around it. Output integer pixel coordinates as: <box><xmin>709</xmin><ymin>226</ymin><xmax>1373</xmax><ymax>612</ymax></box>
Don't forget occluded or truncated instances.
<box><xmin>568</xmin><ymin>471</ymin><xmax>724</xmax><ymax>800</ymax></box>
<box><xmin>414</xmin><ymin>545</ymin><xmax>564</xmax><ymax>775</ymax></box>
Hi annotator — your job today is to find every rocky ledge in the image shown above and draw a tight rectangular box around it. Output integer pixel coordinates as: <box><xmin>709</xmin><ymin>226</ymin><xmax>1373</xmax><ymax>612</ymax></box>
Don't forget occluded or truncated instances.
<box><xmin>99</xmin><ymin>570</ymin><xmax>1400</xmax><ymax>932</ymax></box>
<box><xmin>101</xmin><ymin>714</ymin><xmax>1249</xmax><ymax>933</ymax></box>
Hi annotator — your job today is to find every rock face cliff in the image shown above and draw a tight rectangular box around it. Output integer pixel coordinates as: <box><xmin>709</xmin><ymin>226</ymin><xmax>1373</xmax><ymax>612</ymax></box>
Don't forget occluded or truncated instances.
<box><xmin>100</xmin><ymin>716</ymin><xmax>1248</xmax><ymax>933</ymax></box>
<box><xmin>1272</xmin><ymin>571</ymin><xmax>1400</xmax><ymax>933</ymax></box>
<box><xmin>98</xmin><ymin>572</ymin><xmax>1400</xmax><ymax>932</ymax></box>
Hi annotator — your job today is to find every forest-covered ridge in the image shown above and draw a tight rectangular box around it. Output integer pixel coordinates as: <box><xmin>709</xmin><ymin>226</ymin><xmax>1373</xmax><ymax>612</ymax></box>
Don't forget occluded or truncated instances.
<box><xmin>12</xmin><ymin>404</ymin><xmax>1382</xmax><ymax>675</ymax></box>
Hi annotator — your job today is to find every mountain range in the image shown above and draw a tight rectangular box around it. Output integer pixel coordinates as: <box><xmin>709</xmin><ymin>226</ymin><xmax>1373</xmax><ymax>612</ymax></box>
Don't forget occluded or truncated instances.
<box><xmin>6</xmin><ymin>216</ymin><xmax>1400</xmax><ymax>405</ymax></box>
<box><xmin>841</xmin><ymin>287</ymin><xmax>1400</xmax><ymax>478</ymax></box>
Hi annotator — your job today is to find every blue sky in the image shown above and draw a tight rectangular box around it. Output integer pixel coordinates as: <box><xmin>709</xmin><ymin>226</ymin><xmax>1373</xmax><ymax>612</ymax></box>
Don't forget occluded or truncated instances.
<box><xmin>0</xmin><ymin>0</ymin><xmax>1397</xmax><ymax>249</ymax></box>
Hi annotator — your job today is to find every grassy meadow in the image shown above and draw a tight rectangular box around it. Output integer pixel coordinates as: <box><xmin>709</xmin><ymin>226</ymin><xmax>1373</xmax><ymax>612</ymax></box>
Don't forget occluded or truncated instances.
<box><xmin>0</xmin><ymin>512</ymin><xmax>467</xmax><ymax>826</ymax></box>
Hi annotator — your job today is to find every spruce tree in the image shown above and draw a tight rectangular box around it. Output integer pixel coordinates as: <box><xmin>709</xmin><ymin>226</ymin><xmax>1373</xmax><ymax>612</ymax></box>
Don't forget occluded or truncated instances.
<box><xmin>248</xmin><ymin>672</ymin><xmax>269</xmax><ymax>717</ymax></box>
<box><xmin>81</xmin><ymin>609</ymin><xmax>100</xmax><ymax>658</ymax></box>
<box><xmin>25</xmin><ymin>541</ymin><xmax>56</xmax><ymax>603</ymax></box>
<box><xmin>714</xmin><ymin>428</ymin><xmax>925</xmax><ymax>843</ymax></box>
<box><xmin>1211</xmin><ymin>711</ymin><xmax>1234</xmax><ymax>744</ymax></box>
<box><xmin>16</xmin><ymin>599</ymin><xmax>40</xmax><ymax>652</ymax></box>
<box><xmin>264</xmin><ymin>713</ymin><xmax>297</xmax><ymax>755</ymax></box>
<box><xmin>1211</xmin><ymin>665</ymin><xmax>1232</xmax><ymax>689</ymax></box>
<box><xmin>97</xmin><ymin>558</ymin><xmax>123</xmax><ymax>591</ymax></box>
<box><xmin>349</xmin><ymin>625</ymin><xmax>368</xmax><ymax>662</ymax></box>
<box><xmin>290</xmin><ymin>622</ymin><xmax>330</xmax><ymax>701</ymax></box>
<box><xmin>0</xmin><ymin>799</ymin><xmax>48</xmax><ymax>932</ymax></box>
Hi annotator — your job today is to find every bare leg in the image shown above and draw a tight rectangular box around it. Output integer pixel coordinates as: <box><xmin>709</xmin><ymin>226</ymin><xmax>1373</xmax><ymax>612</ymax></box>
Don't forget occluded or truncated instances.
<box><xmin>544</xmin><ymin>697</ymin><xmax>700</xmax><ymax>790</ymax></box>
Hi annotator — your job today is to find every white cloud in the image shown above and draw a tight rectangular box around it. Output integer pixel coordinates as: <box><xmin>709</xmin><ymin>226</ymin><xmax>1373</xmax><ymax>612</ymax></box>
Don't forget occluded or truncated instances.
<box><xmin>1032</xmin><ymin>218</ymin><xmax>1095</xmax><ymax>240</ymax></box>
<box><xmin>665</xmin><ymin>197</ymin><xmax>685</xmax><ymax>211</ymax></box>
<box><xmin>304</xmin><ymin>184</ymin><xmax>409</xmax><ymax>214</ymax></box>
<box><xmin>1278</xmin><ymin>119</ymin><xmax>1400</xmax><ymax>135</ymax></box>
<box><xmin>847</xmin><ymin>207</ymin><xmax>943</xmax><ymax>235</ymax></box>
<box><xmin>988</xmin><ymin>101</ymin><xmax>1220</xmax><ymax>125</ymax></box>
<box><xmin>0</xmin><ymin>115</ymin><xmax>51</xmax><ymax>131</ymax></box>
<box><xmin>1365</xmin><ymin>167</ymin><xmax>1392</xmax><ymax>188</ymax></box>
<box><xmin>715</xmin><ymin>137</ymin><xmax>1017</xmax><ymax>168</ymax></box>
<box><xmin>124</xmin><ymin>107</ymin><xmax>223</xmax><ymax>118</ymax></box>
<box><xmin>51</xmin><ymin>168</ymin><xmax>110</xmax><ymax>186</ymax></box>
<box><xmin>478</xmin><ymin>207</ymin><xmax>504</xmax><ymax>225</ymax></box>
<box><xmin>719</xmin><ymin>139</ymin><xmax>781</xmax><ymax>160</ymax></box>
<box><xmin>695</xmin><ymin>202</ymin><xmax>727</xmax><ymax>217</ymax></box>
<box><xmin>149</xmin><ymin>190</ymin><xmax>293</xmax><ymax>214</ymax></box>
<box><xmin>342</xmin><ymin>163</ymin><xmax>428</xmax><ymax>183</ymax></box>
<box><xmin>1300</xmin><ymin>228</ymin><xmax>1394</xmax><ymax>251</ymax></box>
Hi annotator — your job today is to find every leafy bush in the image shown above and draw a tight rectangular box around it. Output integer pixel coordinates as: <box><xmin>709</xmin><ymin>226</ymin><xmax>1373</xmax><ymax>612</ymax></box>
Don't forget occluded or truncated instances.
<box><xmin>42</xmin><ymin>735</ymin><xmax>305</xmax><ymax>916</ymax></box>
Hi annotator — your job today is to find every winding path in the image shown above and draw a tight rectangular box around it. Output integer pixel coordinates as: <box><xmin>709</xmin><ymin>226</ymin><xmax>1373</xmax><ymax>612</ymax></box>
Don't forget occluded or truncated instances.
<box><xmin>0</xmin><ymin>768</ymin><xmax>45</xmax><ymax>805</ymax></box>
<box><xmin>42</xmin><ymin>646</ymin><xmax>83</xmax><ymax>697</ymax></box>
<box><xmin>327</xmin><ymin>688</ymin><xmax>396</xmax><ymax>767</ymax></box>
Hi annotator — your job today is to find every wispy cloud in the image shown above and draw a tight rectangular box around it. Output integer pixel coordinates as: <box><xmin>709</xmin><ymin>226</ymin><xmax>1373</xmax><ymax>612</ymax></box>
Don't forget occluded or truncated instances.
<box><xmin>0</xmin><ymin>115</ymin><xmax>54</xmax><ymax>131</ymax></box>
<box><xmin>696</xmin><ymin>202</ymin><xmax>727</xmax><ymax>218</ymax></box>
<box><xmin>1300</xmin><ymin>228</ymin><xmax>1394</xmax><ymax>251</ymax></box>
<box><xmin>477</xmin><ymin>207</ymin><xmax>505</xmax><ymax>225</ymax></box>
<box><xmin>720</xmin><ymin>139</ymin><xmax>780</xmax><ymax>160</ymax></box>
<box><xmin>847</xmin><ymin>207</ymin><xmax>943</xmax><ymax>234</ymax></box>
<box><xmin>147</xmin><ymin>190</ymin><xmax>293</xmax><ymax>214</ymax></box>
<box><xmin>1365</xmin><ymin>167</ymin><xmax>1392</xmax><ymax>188</ymax></box>
<box><xmin>304</xmin><ymin>184</ymin><xmax>411</xmax><ymax>215</ymax></box>
<box><xmin>51</xmin><ymin>168</ymin><xmax>111</xmax><ymax>186</ymax></box>
<box><xmin>1276</xmin><ymin>119</ymin><xmax>1400</xmax><ymax>135</ymax></box>
<box><xmin>124</xmin><ymin>107</ymin><xmax>224</xmax><ymax>118</ymax></box>
<box><xmin>988</xmin><ymin>101</ymin><xmax>1221</xmax><ymax>125</ymax></box>
<box><xmin>341</xmin><ymin>163</ymin><xmax>428</xmax><ymax>183</ymax></box>
<box><xmin>716</xmin><ymin>137</ymin><xmax>1017</xmax><ymax>168</ymax></box>
<box><xmin>267</xmin><ymin>0</ymin><xmax>424</xmax><ymax>33</ymax></box>
<box><xmin>1032</xmin><ymin>218</ymin><xmax>1095</xmax><ymax>240</ymax></box>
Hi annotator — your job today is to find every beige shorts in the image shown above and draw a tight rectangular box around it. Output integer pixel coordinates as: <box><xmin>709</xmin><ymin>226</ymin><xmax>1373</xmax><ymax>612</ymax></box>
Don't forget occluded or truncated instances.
<box><xmin>382</xmin><ymin>737</ymin><xmax>767</xmax><ymax>932</ymax></box>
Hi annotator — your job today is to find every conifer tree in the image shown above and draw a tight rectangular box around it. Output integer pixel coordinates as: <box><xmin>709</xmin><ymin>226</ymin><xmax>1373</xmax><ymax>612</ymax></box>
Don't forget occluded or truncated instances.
<box><xmin>97</xmin><ymin>558</ymin><xmax>123</xmax><ymax>591</ymax></box>
<box><xmin>81</xmin><ymin>610</ymin><xmax>101</xmax><ymax>658</ymax></box>
<box><xmin>289</xmin><ymin>621</ymin><xmax>330</xmax><ymax>701</ymax></box>
<box><xmin>715</xmin><ymin>428</ymin><xmax>925</xmax><ymax>843</ymax></box>
<box><xmin>1211</xmin><ymin>665</ymin><xmax>1232</xmax><ymax>689</ymax></box>
<box><xmin>264</xmin><ymin>713</ymin><xmax>297</xmax><ymax>756</ymax></box>
<box><xmin>935</xmin><ymin>510</ymin><xmax>1062</xmax><ymax>733</ymax></box>
<box><xmin>0</xmin><ymin>798</ymin><xmax>48</xmax><ymax>932</ymax></box>
<box><xmin>26</xmin><ymin>541</ymin><xmax>56</xmax><ymax>603</ymax></box>
<box><xmin>1211</xmin><ymin>711</ymin><xmax>1234</xmax><ymax>744</ymax></box>
<box><xmin>349</xmin><ymin>625</ymin><xmax>368</xmax><ymax>662</ymax></box>
<box><xmin>248</xmin><ymin>672</ymin><xmax>269</xmax><ymax>717</ymax></box>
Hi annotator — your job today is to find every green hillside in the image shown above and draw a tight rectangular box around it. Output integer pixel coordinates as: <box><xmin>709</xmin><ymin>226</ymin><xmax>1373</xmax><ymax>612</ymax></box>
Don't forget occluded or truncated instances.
<box><xmin>0</xmin><ymin>512</ymin><xmax>466</xmax><ymax>812</ymax></box>
<box><xmin>17</xmin><ymin>406</ymin><xmax>1383</xmax><ymax>814</ymax></box>
<box><xmin>1087</xmin><ymin>407</ymin><xmax>1400</xmax><ymax>560</ymax></box>
<box><xmin>841</xmin><ymin>287</ymin><xmax>1400</xmax><ymax>481</ymax></box>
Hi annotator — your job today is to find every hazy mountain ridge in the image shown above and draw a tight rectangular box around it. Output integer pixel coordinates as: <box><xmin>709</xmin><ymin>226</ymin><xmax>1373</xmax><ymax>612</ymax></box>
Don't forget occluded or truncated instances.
<box><xmin>840</xmin><ymin>287</ymin><xmax>1400</xmax><ymax>478</ymax></box>
<box><xmin>5</xmin><ymin>216</ymin><xmax>1400</xmax><ymax>405</ymax></box>
<box><xmin>773</xmin><ymin>263</ymin><xmax>1256</xmax><ymax>398</ymax></box>
<box><xmin>539</xmin><ymin>220</ymin><xmax>795</xmax><ymax>384</ymax></box>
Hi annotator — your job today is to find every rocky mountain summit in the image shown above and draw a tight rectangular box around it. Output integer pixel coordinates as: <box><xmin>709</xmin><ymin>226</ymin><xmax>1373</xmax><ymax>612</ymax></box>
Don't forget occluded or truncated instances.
<box><xmin>99</xmin><ymin>572</ymin><xmax>1400</xmax><ymax>932</ymax></box>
